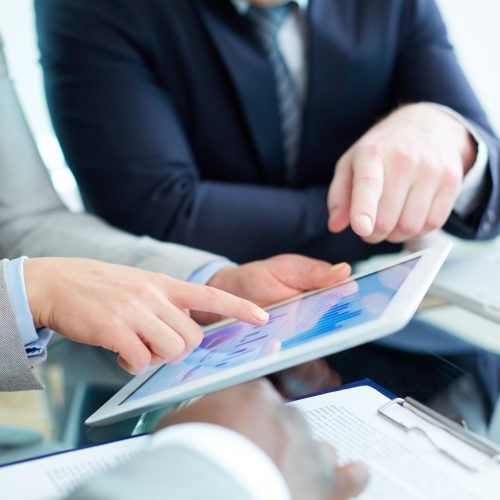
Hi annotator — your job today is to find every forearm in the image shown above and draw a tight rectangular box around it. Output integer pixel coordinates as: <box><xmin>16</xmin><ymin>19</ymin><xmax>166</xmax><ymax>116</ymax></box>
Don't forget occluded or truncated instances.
<box><xmin>1</xmin><ymin>209</ymin><xmax>224</xmax><ymax>282</ymax></box>
<box><xmin>0</xmin><ymin>44</ymin><xmax>222</xmax><ymax>281</ymax></box>
<box><xmin>135</xmin><ymin>181</ymin><xmax>332</xmax><ymax>264</ymax></box>
<box><xmin>67</xmin><ymin>424</ymin><xmax>290</xmax><ymax>500</ymax></box>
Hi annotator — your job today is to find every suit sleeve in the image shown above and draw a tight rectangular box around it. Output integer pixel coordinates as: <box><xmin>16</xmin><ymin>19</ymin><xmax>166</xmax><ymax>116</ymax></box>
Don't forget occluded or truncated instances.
<box><xmin>35</xmin><ymin>0</ymin><xmax>331</xmax><ymax>263</ymax></box>
<box><xmin>0</xmin><ymin>260</ymin><xmax>44</xmax><ymax>392</ymax></box>
<box><xmin>0</xmin><ymin>34</ymin><xmax>222</xmax><ymax>281</ymax></box>
<box><xmin>393</xmin><ymin>0</ymin><xmax>500</xmax><ymax>239</ymax></box>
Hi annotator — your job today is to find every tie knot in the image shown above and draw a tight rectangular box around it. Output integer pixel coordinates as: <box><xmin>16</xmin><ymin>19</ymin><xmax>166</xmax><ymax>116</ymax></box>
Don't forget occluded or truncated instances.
<box><xmin>248</xmin><ymin>3</ymin><xmax>291</xmax><ymax>43</ymax></box>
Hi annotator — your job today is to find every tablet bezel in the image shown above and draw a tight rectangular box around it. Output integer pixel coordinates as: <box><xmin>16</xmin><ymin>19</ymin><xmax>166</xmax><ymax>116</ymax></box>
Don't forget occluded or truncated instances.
<box><xmin>86</xmin><ymin>244</ymin><xmax>451</xmax><ymax>426</ymax></box>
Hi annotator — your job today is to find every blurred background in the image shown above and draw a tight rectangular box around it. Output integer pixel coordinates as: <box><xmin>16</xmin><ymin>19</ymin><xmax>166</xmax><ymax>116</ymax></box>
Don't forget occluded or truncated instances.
<box><xmin>1</xmin><ymin>0</ymin><xmax>500</xmax><ymax>211</ymax></box>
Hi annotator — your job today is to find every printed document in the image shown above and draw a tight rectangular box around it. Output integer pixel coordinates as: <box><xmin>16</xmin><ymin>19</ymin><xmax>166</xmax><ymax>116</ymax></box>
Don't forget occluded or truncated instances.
<box><xmin>1</xmin><ymin>385</ymin><xmax>499</xmax><ymax>499</ymax></box>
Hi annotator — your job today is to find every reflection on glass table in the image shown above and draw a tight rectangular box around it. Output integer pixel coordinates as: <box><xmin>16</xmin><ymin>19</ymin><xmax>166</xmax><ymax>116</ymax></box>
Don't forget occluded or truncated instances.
<box><xmin>1</xmin><ymin>311</ymin><xmax>500</xmax><ymax>467</ymax></box>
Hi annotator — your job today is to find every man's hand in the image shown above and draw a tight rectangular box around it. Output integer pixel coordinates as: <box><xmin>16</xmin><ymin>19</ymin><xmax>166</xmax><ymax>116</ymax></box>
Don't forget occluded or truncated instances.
<box><xmin>328</xmin><ymin>103</ymin><xmax>477</xmax><ymax>244</ymax></box>
<box><xmin>192</xmin><ymin>254</ymin><xmax>351</xmax><ymax>323</ymax></box>
<box><xmin>23</xmin><ymin>258</ymin><xmax>269</xmax><ymax>374</ymax></box>
<box><xmin>156</xmin><ymin>380</ymin><xmax>368</xmax><ymax>500</ymax></box>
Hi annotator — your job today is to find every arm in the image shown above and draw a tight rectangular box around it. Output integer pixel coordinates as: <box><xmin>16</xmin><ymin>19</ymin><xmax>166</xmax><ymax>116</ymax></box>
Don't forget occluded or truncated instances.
<box><xmin>35</xmin><ymin>0</ymin><xmax>330</xmax><ymax>263</ymax></box>
<box><xmin>66</xmin><ymin>381</ymin><xmax>368</xmax><ymax>500</ymax></box>
<box><xmin>391</xmin><ymin>0</ymin><xmax>500</xmax><ymax>239</ymax></box>
<box><xmin>0</xmin><ymin>36</ymin><xmax>223</xmax><ymax>280</ymax></box>
<box><xmin>328</xmin><ymin>0</ymin><xmax>500</xmax><ymax>244</ymax></box>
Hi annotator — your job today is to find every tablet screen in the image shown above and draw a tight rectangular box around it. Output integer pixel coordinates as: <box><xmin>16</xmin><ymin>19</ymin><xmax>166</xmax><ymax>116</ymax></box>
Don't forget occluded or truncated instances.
<box><xmin>122</xmin><ymin>257</ymin><xmax>419</xmax><ymax>404</ymax></box>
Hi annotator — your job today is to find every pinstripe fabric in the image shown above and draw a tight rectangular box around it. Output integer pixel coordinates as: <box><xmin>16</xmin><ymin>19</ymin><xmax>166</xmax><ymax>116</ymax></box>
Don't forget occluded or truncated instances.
<box><xmin>248</xmin><ymin>4</ymin><xmax>301</xmax><ymax>182</ymax></box>
<box><xmin>0</xmin><ymin>260</ymin><xmax>44</xmax><ymax>391</ymax></box>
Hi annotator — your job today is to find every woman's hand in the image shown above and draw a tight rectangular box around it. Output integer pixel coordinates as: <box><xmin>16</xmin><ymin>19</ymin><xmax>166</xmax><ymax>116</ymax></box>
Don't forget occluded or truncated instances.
<box><xmin>23</xmin><ymin>257</ymin><xmax>269</xmax><ymax>374</ymax></box>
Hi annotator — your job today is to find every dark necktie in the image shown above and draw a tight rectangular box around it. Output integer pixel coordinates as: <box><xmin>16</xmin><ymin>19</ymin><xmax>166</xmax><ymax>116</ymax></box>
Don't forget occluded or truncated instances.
<box><xmin>248</xmin><ymin>3</ymin><xmax>301</xmax><ymax>182</ymax></box>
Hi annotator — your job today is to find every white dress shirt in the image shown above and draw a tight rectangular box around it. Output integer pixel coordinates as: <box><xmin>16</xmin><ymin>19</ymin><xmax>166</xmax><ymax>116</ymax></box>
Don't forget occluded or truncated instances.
<box><xmin>151</xmin><ymin>423</ymin><xmax>291</xmax><ymax>500</ymax></box>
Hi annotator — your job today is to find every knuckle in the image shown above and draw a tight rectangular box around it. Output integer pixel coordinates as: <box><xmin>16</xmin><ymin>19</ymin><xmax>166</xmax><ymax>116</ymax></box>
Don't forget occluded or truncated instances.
<box><xmin>363</xmin><ymin>143</ymin><xmax>383</xmax><ymax>160</ymax></box>
<box><xmin>184</xmin><ymin>324</ymin><xmax>204</xmax><ymax>351</ymax></box>
<box><xmin>136</xmin><ymin>348</ymin><xmax>152</xmax><ymax>367</ymax></box>
<box><xmin>359</xmin><ymin>173</ymin><xmax>383</xmax><ymax>191</ymax></box>
<box><xmin>101</xmin><ymin>315</ymin><xmax>124</xmax><ymax>337</ymax></box>
<box><xmin>171</xmin><ymin>335</ymin><xmax>186</xmax><ymax>358</ymax></box>
<box><xmin>132</xmin><ymin>282</ymin><xmax>156</xmax><ymax>301</ymax></box>
<box><xmin>420</xmin><ymin>161</ymin><xmax>440</xmax><ymax>180</ymax></box>
<box><xmin>391</xmin><ymin>149</ymin><xmax>415</xmax><ymax>173</ymax></box>
<box><xmin>442</xmin><ymin>168</ymin><xmax>462</xmax><ymax>191</ymax></box>
<box><xmin>398</xmin><ymin>218</ymin><xmax>423</xmax><ymax>236</ymax></box>
<box><xmin>374</xmin><ymin>217</ymin><xmax>394</xmax><ymax>234</ymax></box>
<box><xmin>426</xmin><ymin>214</ymin><xmax>446</xmax><ymax>231</ymax></box>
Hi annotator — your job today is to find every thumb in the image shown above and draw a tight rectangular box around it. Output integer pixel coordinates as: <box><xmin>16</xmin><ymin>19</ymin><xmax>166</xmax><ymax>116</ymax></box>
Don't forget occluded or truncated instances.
<box><xmin>275</xmin><ymin>255</ymin><xmax>351</xmax><ymax>291</ymax></box>
<box><xmin>311</xmin><ymin>261</ymin><xmax>351</xmax><ymax>289</ymax></box>
<box><xmin>332</xmin><ymin>463</ymin><xmax>369</xmax><ymax>500</ymax></box>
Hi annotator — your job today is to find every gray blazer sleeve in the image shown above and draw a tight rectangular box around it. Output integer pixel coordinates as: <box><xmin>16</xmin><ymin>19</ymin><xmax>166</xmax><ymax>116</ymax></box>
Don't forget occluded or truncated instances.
<box><xmin>0</xmin><ymin>37</ymin><xmax>225</xmax><ymax>391</ymax></box>
<box><xmin>0</xmin><ymin>259</ymin><xmax>44</xmax><ymax>391</ymax></box>
<box><xmin>67</xmin><ymin>446</ymin><xmax>252</xmax><ymax>500</ymax></box>
<box><xmin>0</xmin><ymin>37</ymin><xmax>223</xmax><ymax>280</ymax></box>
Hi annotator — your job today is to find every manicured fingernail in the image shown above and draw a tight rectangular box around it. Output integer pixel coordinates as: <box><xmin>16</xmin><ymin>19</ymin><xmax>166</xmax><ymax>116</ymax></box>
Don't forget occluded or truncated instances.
<box><xmin>253</xmin><ymin>308</ymin><xmax>269</xmax><ymax>323</ymax></box>
<box><xmin>331</xmin><ymin>262</ymin><xmax>348</xmax><ymax>273</ymax></box>
<box><xmin>356</xmin><ymin>214</ymin><xmax>373</xmax><ymax>235</ymax></box>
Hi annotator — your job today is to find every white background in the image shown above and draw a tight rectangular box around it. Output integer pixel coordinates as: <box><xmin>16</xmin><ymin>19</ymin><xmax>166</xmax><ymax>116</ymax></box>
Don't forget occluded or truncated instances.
<box><xmin>0</xmin><ymin>0</ymin><xmax>500</xmax><ymax>200</ymax></box>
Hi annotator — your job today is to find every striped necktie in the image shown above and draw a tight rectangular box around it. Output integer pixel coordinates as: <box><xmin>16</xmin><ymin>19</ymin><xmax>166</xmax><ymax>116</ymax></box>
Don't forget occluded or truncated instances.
<box><xmin>248</xmin><ymin>3</ymin><xmax>301</xmax><ymax>182</ymax></box>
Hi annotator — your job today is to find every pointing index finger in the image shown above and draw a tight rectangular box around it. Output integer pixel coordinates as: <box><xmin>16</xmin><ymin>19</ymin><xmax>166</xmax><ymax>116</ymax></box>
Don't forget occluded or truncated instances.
<box><xmin>170</xmin><ymin>281</ymin><xmax>269</xmax><ymax>326</ymax></box>
<box><xmin>350</xmin><ymin>147</ymin><xmax>385</xmax><ymax>237</ymax></box>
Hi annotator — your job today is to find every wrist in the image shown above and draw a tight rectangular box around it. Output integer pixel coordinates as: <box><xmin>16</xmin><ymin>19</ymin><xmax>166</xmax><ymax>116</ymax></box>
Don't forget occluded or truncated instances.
<box><xmin>23</xmin><ymin>258</ymin><xmax>50</xmax><ymax>328</ymax></box>
<box><xmin>206</xmin><ymin>265</ymin><xmax>239</xmax><ymax>291</ymax></box>
<box><xmin>411</xmin><ymin>102</ymin><xmax>477</xmax><ymax>174</ymax></box>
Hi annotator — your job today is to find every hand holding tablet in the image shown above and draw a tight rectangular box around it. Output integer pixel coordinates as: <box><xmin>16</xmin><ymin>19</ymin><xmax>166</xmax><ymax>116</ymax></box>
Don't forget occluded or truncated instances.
<box><xmin>87</xmin><ymin>244</ymin><xmax>451</xmax><ymax>426</ymax></box>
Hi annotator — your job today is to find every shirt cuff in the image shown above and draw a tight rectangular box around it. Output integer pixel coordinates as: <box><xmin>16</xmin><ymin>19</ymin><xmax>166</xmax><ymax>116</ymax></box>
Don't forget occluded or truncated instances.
<box><xmin>187</xmin><ymin>260</ymin><xmax>237</xmax><ymax>285</ymax></box>
<box><xmin>424</xmin><ymin>102</ymin><xmax>489</xmax><ymax>217</ymax></box>
<box><xmin>3</xmin><ymin>257</ymin><xmax>52</xmax><ymax>357</ymax></box>
<box><xmin>150</xmin><ymin>423</ymin><xmax>291</xmax><ymax>500</ymax></box>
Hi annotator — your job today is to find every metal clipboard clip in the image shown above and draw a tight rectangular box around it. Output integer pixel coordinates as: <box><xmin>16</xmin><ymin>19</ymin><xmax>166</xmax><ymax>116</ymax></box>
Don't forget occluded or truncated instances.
<box><xmin>378</xmin><ymin>397</ymin><xmax>500</xmax><ymax>472</ymax></box>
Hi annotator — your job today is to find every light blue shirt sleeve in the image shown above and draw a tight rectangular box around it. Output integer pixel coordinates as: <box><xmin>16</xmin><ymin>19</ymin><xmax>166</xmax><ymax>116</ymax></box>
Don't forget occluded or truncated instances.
<box><xmin>3</xmin><ymin>257</ymin><xmax>52</xmax><ymax>357</ymax></box>
<box><xmin>187</xmin><ymin>260</ymin><xmax>237</xmax><ymax>285</ymax></box>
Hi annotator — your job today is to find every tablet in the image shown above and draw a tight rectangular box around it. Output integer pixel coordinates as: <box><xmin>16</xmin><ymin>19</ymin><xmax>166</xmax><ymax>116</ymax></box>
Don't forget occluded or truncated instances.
<box><xmin>86</xmin><ymin>244</ymin><xmax>451</xmax><ymax>426</ymax></box>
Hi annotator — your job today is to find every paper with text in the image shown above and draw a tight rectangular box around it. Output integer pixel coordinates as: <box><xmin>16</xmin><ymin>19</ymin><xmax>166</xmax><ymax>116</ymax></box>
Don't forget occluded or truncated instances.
<box><xmin>0</xmin><ymin>435</ymin><xmax>148</xmax><ymax>500</ymax></box>
<box><xmin>290</xmin><ymin>386</ymin><xmax>500</xmax><ymax>500</ymax></box>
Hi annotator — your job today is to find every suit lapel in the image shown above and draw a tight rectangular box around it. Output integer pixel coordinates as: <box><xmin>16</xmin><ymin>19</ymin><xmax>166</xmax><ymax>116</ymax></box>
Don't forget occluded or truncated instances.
<box><xmin>197</xmin><ymin>0</ymin><xmax>286</xmax><ymax>183</ymax></box>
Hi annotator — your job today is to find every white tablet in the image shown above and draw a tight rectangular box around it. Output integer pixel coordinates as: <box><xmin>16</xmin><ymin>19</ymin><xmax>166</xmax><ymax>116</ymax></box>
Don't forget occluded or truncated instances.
<box><xmin>86</xmin><ymin>243</ymin><xmax>451</xmax><ymax>426</ymax></box>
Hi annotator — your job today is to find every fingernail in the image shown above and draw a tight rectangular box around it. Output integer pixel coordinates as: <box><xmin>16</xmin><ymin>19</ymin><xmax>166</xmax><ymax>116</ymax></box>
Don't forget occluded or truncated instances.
<box><xmin>330</xmin><ymin>262</ymin><xmax>348</xmax><ymax>273</ymax></box>
<box><xmin>356</xmin><ymin>214</ymin><xmax>373</xmax><ymax>235</ymax></box>
<box><xmin>253</xmin><ymin>308</ymin><xmax>269</xmax><ymax>323</ymax></box>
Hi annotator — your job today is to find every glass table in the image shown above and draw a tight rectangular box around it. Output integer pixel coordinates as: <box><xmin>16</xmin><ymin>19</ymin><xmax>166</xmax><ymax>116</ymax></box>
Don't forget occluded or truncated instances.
<box><xmin>1</xmin><ymin>242</ymin><xmax>499</xmax><ymax>467</ymax></box>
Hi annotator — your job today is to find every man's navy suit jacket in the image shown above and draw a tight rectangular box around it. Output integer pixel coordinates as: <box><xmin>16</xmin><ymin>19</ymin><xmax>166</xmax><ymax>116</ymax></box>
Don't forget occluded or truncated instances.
<box><xmin>36</xmin><ymin>0</ymin><xmax>500</xmax><ymax>263</ymax></box>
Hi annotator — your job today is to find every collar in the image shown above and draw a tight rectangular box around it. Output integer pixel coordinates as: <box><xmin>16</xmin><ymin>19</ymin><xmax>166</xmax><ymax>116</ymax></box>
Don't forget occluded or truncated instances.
<box><xmin>231</xmin><ymin>0</ymin><xmax>308</xmax><ymax>15</ymax></box>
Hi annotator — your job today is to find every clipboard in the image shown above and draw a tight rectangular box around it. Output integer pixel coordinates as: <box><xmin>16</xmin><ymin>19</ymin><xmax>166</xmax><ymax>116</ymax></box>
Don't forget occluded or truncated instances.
<box><xmin>294</xmin><ymin>378</ymin><xmax>500</xmax><ymax>473</ymax></box>
<box><xmin>378</xmin><ymin>396</ymin><xmax>500</xmax><ymax>472</ymax></box>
